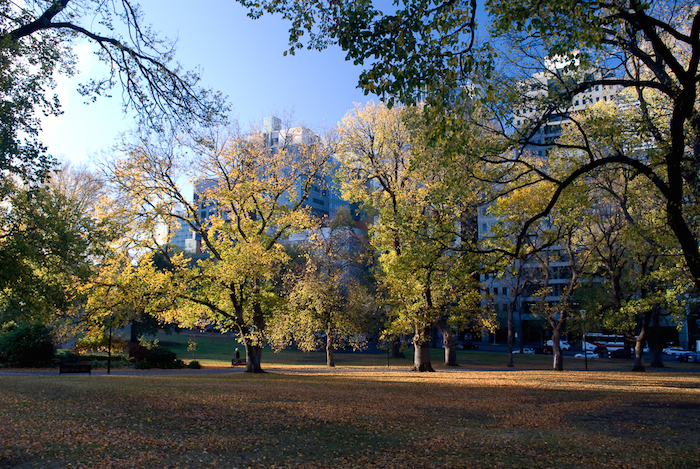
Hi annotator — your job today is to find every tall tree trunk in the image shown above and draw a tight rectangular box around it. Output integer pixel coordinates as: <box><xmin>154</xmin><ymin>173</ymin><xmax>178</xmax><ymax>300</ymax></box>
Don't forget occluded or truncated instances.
<box><xmin>412</xmin><ymin>325</ymin><xmax>434</xmax><ymax>372</ymax></box>
<box><xmin>436</xmin><ymin>320</ymin><xmax>458</xmax><ymax>366</ymax></box>
<box><xmin>326</xmin><ymin>323</ymin><xmax>335</xmax><ymax>367</ymax></box>
<box><xmin>632</xmin><ymin>313</ymin><xmax>650</xmax><ymax>372</ymax></box>
<box><xmin>244</xmin><ymin>298</ymin><xmax>266</xmax><ymax>373</ymax></box>
<box><xmin>391</xmin><ymin>337</ymin><xmax>405</xmax><ymax>358</ymax></box>
<box><xmin>551</xmin><ymin>326</ymin><xmax>564</xmax><ymax>371</ymax></box>
<box><xmin>244</xmin><ymin>343</ymin><xmax>264</xmax><ymax>373</ymax></box>
<box><xmin>549</xmin><ymin>307</ymin><xmax>568</xmax><ymax>371</ymax></box>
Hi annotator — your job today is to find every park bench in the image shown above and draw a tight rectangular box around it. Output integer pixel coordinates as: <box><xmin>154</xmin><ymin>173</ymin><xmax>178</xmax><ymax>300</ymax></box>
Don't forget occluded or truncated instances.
<box><xmin>231</xmin><ymin>358</ymin><xmax>245</xmax><ymax>367</ymax></box>
<box><xmin>59</xmin><ymin>364</ymin><xmax>92</xmax><ymax>375</ymax></box>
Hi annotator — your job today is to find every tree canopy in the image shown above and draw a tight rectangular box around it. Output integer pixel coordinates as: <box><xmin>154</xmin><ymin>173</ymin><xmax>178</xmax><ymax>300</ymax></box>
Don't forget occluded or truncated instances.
<box><xmin>0</xmin><ymin>0</ymin><xmax>226</xmax><ymax>182</ymax></box>
<box><xmin>239</xmin><ymin>0</ymin><xmax>700</xmax><ymax>293</ymax></box>
<box><xmin>104</xmin><ymin>120</ymin><xmax>335</xmax><ymax>372</ymax></box>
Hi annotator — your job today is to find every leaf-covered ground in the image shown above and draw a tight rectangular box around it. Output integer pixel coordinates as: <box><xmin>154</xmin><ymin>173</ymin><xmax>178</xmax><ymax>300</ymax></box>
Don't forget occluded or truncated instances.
<box><xmin>1</xmin><ymin>367</ymin><xmax>699</xmax><ymax>468</ymax></box>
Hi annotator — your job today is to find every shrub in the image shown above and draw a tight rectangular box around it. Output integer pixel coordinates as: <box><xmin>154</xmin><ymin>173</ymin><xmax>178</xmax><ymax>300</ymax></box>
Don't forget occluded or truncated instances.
<box><xmin>90</xmin><ymin>359</ymin><xmax>105</xmax><ymax>369</ymax></box>
<box><xmin>187</xmin><ymin>360</ymin><xmax>202</xmax><ymax>369</ymax></box>
<box><xmin>0</xmin><ymin>323</ymin><xmax>56</xmax><ymax>367</ymax></box>
<box><xmin>129</xmin><ymin>344</ymin><xmax>150</xmax><ymax>362</ymax></box>
<box><xmin>129</xmin><ymin>342</ymin><xmax>183</xmax><ymax>369</ymax></box>
<box><xmin>55</xmin><ymin>348</ymin><xmax>81</xmax><ymax>364</ymax></box>
<box><xmin>134</xmin><ymin>360</ymin><xmax>152</xmax><ymax>369</ymax></box>
<box><xmin>146</xmin><ymin>345</ymin><xmax>177</xmax><ymax>367</ymax></box>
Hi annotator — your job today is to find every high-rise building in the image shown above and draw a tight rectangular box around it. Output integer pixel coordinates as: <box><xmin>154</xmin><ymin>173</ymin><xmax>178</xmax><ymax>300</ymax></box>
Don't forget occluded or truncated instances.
<box><xmin>263</xmin><ymin>116</ymin><xmax>342</xmax><ymax>219</ymax></box>
<box><xmin>478</xmin><ymin>67</ymin><xmax>622</xmax><ymax>345</ymax></box>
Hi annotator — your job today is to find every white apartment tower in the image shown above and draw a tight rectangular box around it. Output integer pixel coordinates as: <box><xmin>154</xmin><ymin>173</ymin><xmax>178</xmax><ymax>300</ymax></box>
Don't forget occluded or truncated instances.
<box><xmin>478</xmin><ymin>67</ymin><xmax>622</xmax><ymax>345</ymax></box>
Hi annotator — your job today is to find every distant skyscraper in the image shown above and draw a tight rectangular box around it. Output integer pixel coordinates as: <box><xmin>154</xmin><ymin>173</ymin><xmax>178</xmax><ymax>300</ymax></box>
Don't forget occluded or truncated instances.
<box><xmin>478</xmin><ymin>67</ymin><xmax>623</xmax><ymax>345</ymax></box>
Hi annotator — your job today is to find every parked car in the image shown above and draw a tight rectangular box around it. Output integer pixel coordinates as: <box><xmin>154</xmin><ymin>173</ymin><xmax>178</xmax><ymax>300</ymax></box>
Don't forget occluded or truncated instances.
<box><xmin>546</xmin><ymin>339</ymin><xmax>571</xmax><ymax>351</ymax></box>
<box><xmin>513</xmin><ymin>347</ymin><xmax>535</xmax><ymax>354</ymax></box>
<box><xmin>663</xmin><ymin>346</ymin><xmax>691</xmax><ymax>356</ymax></box>
<box><xmin>609</xmin><ymin>348</ymin><xmax>632</xmax><ymax>359</ymax></box>
<box><xmin>574</xmin><ymin>351</ymin><xmax>597</xmax><ymax>358</ymax></box>
<box><xmin>593</xmin><ymin>346</ymin><xmax>609</xmax><ymax>359</ymax></box>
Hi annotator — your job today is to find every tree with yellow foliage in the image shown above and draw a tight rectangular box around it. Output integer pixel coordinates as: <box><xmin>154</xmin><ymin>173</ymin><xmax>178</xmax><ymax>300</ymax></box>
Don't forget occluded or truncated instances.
<box><xmin>104</xmin><ymin>120</ymin><xmax>334</xmax><ymax>372</ymax></box>
<box><xmin>336</xmin><ymin>102</ymin><xmax>489</xmax><ymax>371</ymax></box>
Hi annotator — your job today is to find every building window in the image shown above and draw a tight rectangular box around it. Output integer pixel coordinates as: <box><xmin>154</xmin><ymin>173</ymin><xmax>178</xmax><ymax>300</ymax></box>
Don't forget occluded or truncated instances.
<box><xmin>575</xmin><ymin>100</ymin><xmax>579</xmax><ymax>105</ymax></box>
<box><xmin>312</xmin><ymin>198</ymin><xmax>325</xmax><ymax>206</ymax></box>
<box><xmin>502</xmin><ymin>287</ymin><xmax>507</xmax><ymax>295</ymax></box>
<box><xmin>482</xmin><ymin>223</ymin><xmax>487</xmax><ymax>232</ymax></box>
<box><xmin>494</xmin><ymin>287</ymin><xmax>498</xmax><ymax>295</ymax></box>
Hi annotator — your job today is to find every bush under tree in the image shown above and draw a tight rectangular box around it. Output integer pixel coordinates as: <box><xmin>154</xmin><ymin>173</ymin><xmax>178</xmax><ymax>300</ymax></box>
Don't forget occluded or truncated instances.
<box><xmin>129</xmin><ymin>338</ymin><xmax>183</xmax><ymax>369</ymax></box>
<box><xmin>0</xmin><ymin>322</ymin><xmax>56</xmax><ymax>367</ymax></box>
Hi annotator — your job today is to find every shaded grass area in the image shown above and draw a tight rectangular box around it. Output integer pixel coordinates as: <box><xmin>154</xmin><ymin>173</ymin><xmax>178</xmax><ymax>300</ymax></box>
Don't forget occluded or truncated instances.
<box><xmin>152</xmin><ymin>330</ymin><xmax>698</xmax><ymax>372</ymax></box>
<box><xmin>1</xmin><ymin>369</ymin><xmax>699</xmax><ymax>468</ymax></box>
<box><xmin>152</xmin><ymin>329</ymin><xmax>419</xmax><ymax>367</ymax></box>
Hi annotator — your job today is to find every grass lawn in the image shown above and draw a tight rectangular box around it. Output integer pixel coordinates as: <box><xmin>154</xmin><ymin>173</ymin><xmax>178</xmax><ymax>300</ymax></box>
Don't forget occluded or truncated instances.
<box><xmin>149</xmin><ymin>329</ymin><xmax>698</xmax><ymax>372</ymax></box>
<box><xmin>1</xmin><ymin>363</ymin><xmax>700</xmax><ymax>468</ymax></box>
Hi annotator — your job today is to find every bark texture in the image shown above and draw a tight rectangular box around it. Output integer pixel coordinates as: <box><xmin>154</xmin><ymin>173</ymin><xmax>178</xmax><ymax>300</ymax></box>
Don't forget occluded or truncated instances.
<box><xmin>245</xmin><ymin>344</ymin><xmax>264</xmax><ymax>373</ymax></box>
<box><xmin>326</xmin><ymin>331</ymin><xmax>335</xmax><ymax>367</ymax></box>
<box><xmin>436</xmin><ymin>321</ymin><xmax>458</xmax><ymax>366</ymax></box>
<box><xmin>413</xmin><ymin>326</ymin><xmax>435</xmax><ymax>372</ymax></box>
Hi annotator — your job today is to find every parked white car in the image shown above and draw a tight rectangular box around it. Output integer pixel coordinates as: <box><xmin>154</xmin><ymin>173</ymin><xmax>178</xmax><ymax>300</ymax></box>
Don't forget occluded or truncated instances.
<box><xmin>513</xmin><ymin>347</ymin><xmax>535</xmax><ymax>354</ymax></box>
<box><xmin>574</xmin><ymin>351</ymin><xmax>598</xmax><ymax>358</ymax></box>
<box><xmin>663</xmin><ymin>346</ymin><xmax>692</xmax><ymax>356</ymax></box>
<box><xmin>546</xmin><ymin>339</ymin><xmax>571</xmax><ymax>351</ymax></box>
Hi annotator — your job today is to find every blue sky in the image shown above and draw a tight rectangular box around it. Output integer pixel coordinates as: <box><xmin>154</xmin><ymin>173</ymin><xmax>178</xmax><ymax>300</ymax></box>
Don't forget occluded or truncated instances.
<box><xmin>41</xmin><ymin>1</ymin><xmax>373</xmax><ymax>165</ymax></box>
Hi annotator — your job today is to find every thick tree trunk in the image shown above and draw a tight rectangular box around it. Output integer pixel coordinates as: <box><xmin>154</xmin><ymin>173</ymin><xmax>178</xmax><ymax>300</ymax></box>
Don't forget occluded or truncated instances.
<box><xmin>243</xmin><ymin>297</ymin><xmax>266</xmax><ymax>373</ymax></box>
<box><xmin>326</xmin><ymin>324</ymin><xmax>335</xmax><ymax>367</ymax></box>
<box><xmin>632</xmin><ymin>315</ymin><xmax>649</xmax><ymax>372</ymax></box>
<box><xmin>551</xmin><ymin>328</ymin><xmax>564</xmax><ymax>371</ymax></box>
<box><xmin>549</xmin><ymin>307</ymin><xmax>569</xmax><ymax>371</ymax></box>
<box><xmin>391</xmin><ymin>337</ymin><xmax>405</xmax><ymax>358</ymax></box>
<box><xmin>632</xmin><ymin>340</ymin><xmax>646</xmax><ymax>372</ymax></box>
<box><xmin>412</xmin><ymin>326</ymin><xmax>434</xmax><ymax>372</ymax></box>
<box><xmin>244</xmin><ymin>344</ymin><xmax>264</xmax><ymax>373</ymax></box>
<box><xmin>443</xmin><ymin>335</ymin><xmax>457</xmax><ymax>367</ymax></box>
<box><xmin>436</xmin><ymin>321</ymin><xmax>458</xmax><ymax>366</ymax></box>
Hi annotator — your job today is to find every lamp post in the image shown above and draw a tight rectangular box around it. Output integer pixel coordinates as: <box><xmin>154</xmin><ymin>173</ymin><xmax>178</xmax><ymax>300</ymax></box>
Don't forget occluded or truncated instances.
<box><xmin>580</xmin><ymin>309</ymin><xmax>587</xmax><ymax>371</ymax></box>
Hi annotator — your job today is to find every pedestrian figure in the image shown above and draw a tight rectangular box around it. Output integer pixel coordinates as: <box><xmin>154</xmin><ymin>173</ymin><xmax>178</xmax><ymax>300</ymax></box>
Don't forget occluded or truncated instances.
<box><xmin>234</xmin><ymin>348</ymin><xmax>240</xmax><ymax>359</ymax></box>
